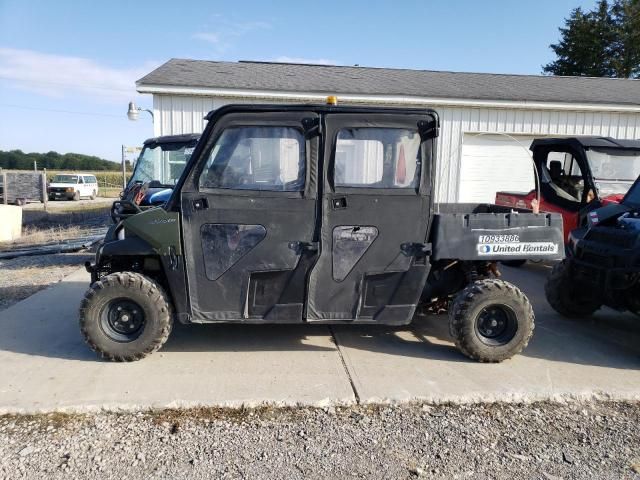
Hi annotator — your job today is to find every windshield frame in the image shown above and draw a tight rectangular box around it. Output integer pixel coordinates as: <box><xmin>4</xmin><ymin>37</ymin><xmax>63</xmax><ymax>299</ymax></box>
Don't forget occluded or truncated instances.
<box><xmin>128</xmin><ymin>140</ymin><xmax>197</xmax><ymax>188</ymax></box>
<box><xmin>586</xmin><ymin>147</ymin><xmax>640</xmax><ymax>182</ymax></box>
<box><xmin>585</xmin><ymin>147</ymin><xmax>640</xmax><ymax>200</ymax></box>
<box><xmin>622</xmin><ymin>174</ymin><xmax>640</xmax><ymax>208</ymax></box>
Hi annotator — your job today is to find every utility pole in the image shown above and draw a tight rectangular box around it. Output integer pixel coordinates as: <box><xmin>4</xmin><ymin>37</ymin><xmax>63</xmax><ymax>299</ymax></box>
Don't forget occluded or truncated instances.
<box><xmin>121</xmin><ymin>144</ymin><xmax>126</xmax><ymax>189</ymax></box>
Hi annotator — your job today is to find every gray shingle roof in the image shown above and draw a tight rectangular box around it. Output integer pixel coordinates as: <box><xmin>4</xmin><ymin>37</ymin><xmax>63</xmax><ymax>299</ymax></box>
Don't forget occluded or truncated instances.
<box><xmin>137</xmin><ymin>59</ymin><xmax>640</xmax><ymax>106</ymax></box>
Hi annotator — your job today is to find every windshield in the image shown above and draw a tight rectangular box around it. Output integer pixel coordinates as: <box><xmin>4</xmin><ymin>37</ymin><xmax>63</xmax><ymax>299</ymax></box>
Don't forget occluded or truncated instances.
<box><xmin>623</xmin><ymin>179</ymin><xmax>640</xmax><ymax>207</ymax></box>
<box><xmin>587</xmin><ymin>148</ymin><xmax>640</xmax><ymax>197</ymax></box>
<box><xmin>129</xmin><ymin>142</ymin><xmax>195</xmax><ymax>187</ymax></box>
<box><xmin>52</xmin><ymin>174</ymin><xmax>78</xmax><ymax>184</ymax></box>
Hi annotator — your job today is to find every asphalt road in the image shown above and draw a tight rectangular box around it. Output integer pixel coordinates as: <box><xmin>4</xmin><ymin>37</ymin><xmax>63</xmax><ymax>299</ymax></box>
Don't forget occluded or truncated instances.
<box><xmin>0</xmin><ymin>263</ymin><xmax>638</xmax><ymax>413</ymax></box>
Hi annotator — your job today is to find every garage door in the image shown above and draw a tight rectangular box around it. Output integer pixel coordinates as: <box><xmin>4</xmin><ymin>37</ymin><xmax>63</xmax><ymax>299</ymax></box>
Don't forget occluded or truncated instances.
<box><xmin>459</xmin><ymin>134</ymin><xmax>536</xmax><ymax>203</ymax></box>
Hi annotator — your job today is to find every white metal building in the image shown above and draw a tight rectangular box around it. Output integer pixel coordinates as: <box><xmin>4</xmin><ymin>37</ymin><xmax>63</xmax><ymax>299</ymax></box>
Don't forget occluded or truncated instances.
<box><xmin>137</xmin><ymin>60</ymin><xmax>640</xmax><ymax>203</ymax></box>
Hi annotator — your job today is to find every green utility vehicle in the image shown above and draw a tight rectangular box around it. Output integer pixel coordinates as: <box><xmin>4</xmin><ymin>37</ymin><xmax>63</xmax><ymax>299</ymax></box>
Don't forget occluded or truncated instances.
<box><xmin>81</xmin><ymin>103</ymin><xmax>564</xmax><ymax>362</ymax></box>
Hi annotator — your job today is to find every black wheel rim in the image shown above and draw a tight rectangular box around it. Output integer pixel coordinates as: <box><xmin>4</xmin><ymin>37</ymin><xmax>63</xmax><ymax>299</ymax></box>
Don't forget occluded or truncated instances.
<box><xmin>99</xmin><ymin>298</ymin><xmax>146</xmax><ymax>342</ymax></box>
<box><xmin>475</xmin><ymin>304</ymin><xmax>518</xmax><ymax>346</ymax></box>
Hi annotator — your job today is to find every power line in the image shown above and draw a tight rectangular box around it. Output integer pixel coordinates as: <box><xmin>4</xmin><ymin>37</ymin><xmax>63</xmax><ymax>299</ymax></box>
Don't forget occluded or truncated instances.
<box><xmin>0</xmin><ymin>103</ymin><xmax>124</xmax><ymax>118</ymax></box>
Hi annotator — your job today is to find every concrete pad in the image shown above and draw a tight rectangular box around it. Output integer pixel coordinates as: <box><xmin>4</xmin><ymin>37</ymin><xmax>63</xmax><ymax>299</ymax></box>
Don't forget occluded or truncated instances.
<box><xmin>2</xmin><ymin>262</ymin><xmax>639</xmax><ymax>413</ymax></box>
<box><xmin>332</xmin><ymin>262</ymin><xmax>640</xmax><ymax>404</ymax></box>
<box><xmin>0</xmin><ymin>269</ymin><xmax>355</xmax><ymax>413</ymax></box>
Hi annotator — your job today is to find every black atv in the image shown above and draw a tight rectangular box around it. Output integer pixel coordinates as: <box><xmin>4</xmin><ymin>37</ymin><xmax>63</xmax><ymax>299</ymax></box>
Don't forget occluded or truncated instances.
<box><xmin>82</xmin><ymin>102</ymin><xmax>564</xmax><ymax>363</ymax></box>
<box><xmin>546</xmin><ymin>177</ymin><xmax>640</xmax><ymax>318</ymax></box>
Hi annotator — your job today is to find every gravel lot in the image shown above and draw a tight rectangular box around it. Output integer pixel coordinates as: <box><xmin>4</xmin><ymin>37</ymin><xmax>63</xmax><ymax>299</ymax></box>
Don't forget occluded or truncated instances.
<box><xmin>0</xmin><ymin>253</ymin><xmax>92</xmax><ymax>311</ymax></box>
<box><xmin>1</xmin><ymin>401</ymin><xmax>638</xmax><ymax>480</ymax></box>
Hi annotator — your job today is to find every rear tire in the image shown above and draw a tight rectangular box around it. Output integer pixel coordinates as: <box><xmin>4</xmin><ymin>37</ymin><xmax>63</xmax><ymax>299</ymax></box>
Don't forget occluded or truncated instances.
<box><xmin>79</xmin><ymin>272</ymin><xmax>173</xmax><ymax>361</ymax></box>
<box><xmin>545</xmin><ymin>260</ymin><xmax>600</xmax><ymax>318</ymax></box>
<box><xmin>90</xmin><ymin>190</ymin><xmax>97</xmax><ymax>200</ymax></box>
<box><xmin>449</xmin><ymin>279</ymin><xmax>534</xmax><ymax>363</ymax></box>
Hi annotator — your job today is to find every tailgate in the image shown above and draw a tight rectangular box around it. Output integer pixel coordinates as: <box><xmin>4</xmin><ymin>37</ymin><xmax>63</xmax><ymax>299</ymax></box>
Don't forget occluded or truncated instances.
<box><xmin>430</xmin><ymin>210</ymin><xmax>564</xmax><ymax>261</ymax></box>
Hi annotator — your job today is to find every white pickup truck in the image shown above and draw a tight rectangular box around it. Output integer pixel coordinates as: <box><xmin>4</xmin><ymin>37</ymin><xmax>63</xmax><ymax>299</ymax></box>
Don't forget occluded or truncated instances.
<box><xmin>48</xmin><ymin>173</ymin><xmax>98</xmax><ymax>201</ymax></box>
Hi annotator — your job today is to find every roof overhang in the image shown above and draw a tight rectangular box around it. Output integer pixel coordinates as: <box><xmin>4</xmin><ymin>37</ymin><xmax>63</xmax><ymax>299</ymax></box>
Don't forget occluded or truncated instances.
<box><xmin>137</xmin><ymin>84</ymin><xmax>640</xmax><ymax>113</ymax></box>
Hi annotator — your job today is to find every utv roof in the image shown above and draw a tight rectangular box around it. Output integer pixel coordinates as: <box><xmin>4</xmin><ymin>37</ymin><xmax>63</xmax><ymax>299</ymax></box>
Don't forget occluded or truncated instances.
<box><xmin>203</xmin><ymin>103</ymin><xmax>440</xmax><ymax>122</ymax></box>
<box><xmin>143</xmin><ymin>133</ymin><xmax>200</xmax><ymax>147</ymax></box>
<box><xmin>531</xmin><ymin>136</ymin><xmax>640</xmax><ymax>150</ymax></box>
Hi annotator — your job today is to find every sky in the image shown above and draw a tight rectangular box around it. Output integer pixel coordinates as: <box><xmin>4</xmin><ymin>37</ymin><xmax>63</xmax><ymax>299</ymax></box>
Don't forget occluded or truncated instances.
<box><xmin>0</xmin><ymin>0</ymin><xmax>598</xmax><ymax>163</ymax></box>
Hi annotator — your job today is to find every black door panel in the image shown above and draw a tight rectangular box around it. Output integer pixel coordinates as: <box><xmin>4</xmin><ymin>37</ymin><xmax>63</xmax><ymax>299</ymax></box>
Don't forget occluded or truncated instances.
<box><xmin>306</xmin><ymin>114</ymin><xmax>434</xmax><ymax>324</ymax></box>
<box><xmin>180</xmin><ymin>112</ymin><xmax>319</xmax><ymax>322</ymax></box>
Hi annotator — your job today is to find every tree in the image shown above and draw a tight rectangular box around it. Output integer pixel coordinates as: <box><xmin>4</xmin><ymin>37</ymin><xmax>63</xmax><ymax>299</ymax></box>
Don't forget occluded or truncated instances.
<box><xmin>543</xmin><ymin>0</ymin><xmax>640</xmax><ymax>78</ymax></box>
<box><xmin>0</xmin><ymin>150</ymin><xmax>126</xmax><ymax>171</ymax></box>
<box><xmin>611</xmin><ymin>0</ymin><xmax>640</xmax><ymax>77</ymax></box>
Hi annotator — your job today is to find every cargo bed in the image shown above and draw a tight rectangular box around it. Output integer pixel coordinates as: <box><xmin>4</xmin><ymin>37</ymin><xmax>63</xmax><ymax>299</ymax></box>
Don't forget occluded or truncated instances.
<box><xmin>431</xmin><ymin>203</ymin><xmax>564</xmax><ymax>261</ymax></box>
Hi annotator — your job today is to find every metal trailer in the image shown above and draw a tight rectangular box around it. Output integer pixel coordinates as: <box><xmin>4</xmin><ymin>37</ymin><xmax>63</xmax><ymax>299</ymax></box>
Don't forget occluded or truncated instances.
<box><xmin>0</xmin><ymin>170</ymin><xmax>47</xmax><ymax>206</ymax></box>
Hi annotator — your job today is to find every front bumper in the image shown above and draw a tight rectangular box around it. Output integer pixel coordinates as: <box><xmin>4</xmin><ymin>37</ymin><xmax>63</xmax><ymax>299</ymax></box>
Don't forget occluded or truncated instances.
<box><xmin>48</xmin><ymin>191</ymin><xmax>74</xmax><ymax>200</ymax></box>
<box><xmin>567</xmin><ymin>256</ymin><xmax>640</xmax><ymax>290</ymax></box>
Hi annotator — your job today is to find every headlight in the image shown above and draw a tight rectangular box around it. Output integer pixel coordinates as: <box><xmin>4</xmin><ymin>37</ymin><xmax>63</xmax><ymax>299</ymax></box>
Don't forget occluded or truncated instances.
<box><xmin>66</xmin><ymin>187</ymin><xmax>74</xmax><ymax>192</ymax></box>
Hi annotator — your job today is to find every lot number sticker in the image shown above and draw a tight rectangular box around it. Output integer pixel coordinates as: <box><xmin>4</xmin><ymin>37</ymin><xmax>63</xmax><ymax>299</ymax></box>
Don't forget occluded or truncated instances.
<box><xmin>477</xmin><ymin>234</ymin><xmax>558</xmax><ymax>256</ymax></box>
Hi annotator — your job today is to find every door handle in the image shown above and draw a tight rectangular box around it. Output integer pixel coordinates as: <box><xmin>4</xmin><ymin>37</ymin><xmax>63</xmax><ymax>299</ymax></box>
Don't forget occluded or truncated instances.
<box><xmin>332</xmin><ymin>197</ymin><xmax>347</xmax><ymax>209</ymax></box>
<box><xmin>288</xmin><ymin>241</ymin><xmax>319</xmax><ymax>254</ymax></box>
<box><xmin>192</xmin><ymin>198</ymin><xmax>209</xmax><ymax>210</ymax></box>
<box><xmin>401</xmin><ymin>242</ymin><xmax>432</xmax><ymax>257</ymax></box>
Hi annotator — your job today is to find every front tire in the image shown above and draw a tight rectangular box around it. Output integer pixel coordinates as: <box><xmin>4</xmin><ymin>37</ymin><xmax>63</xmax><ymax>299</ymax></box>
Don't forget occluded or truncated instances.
<box><xmin>79</xmin><ymin>272</ymin><xmax>173</xmax><ymax>361</ymax></box>
<box><xmin>90</xmin><ymin>190</ymin><xmax>97</xmax><ymax>200</ymax></box>
<box><xmin>449</xmin><ymin>279</ymin><xmax>534</xmax><ymax>362</ymax></box>
<box><xmin>73</xmin><ymin>191</ymin><xmax>80</xmax><ymax>201</ymax></box>
<box><xmin>545</xmin><ymin>260</ymin><xmax>600</xmax><ymax>318</ymax></box>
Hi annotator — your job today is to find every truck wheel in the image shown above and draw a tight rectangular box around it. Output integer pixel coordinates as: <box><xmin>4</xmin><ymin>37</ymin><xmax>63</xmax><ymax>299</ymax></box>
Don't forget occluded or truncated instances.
<box><xmin>449</xmin><ymin>279</ymin><xmax>534</xmax><ymax>363</ymax></box>
<box><xmin>73</xmin><ymin>191</ymin><xmax>80</xmax><ymax>201</ymax></box>
<box><xmin>90</xmin><ymin>190</ymin><xmax>97</xmax><ymax>200</ymax></box>
<box><xmin>544</xmin><ymin>260</ymin><xmax>600</xmax><ymax>318</ymax></box>
<box><xmin>79</xmin><ymin>272</ymin><xmax>173</xmax><ymax>361</ymax></box>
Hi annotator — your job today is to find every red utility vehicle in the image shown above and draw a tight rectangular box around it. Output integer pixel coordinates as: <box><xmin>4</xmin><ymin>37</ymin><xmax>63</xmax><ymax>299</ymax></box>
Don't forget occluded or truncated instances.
<box><xmin>496</xmin><ymin>137</ymin><xmax>640</xmax><ymax>243</ymax></box>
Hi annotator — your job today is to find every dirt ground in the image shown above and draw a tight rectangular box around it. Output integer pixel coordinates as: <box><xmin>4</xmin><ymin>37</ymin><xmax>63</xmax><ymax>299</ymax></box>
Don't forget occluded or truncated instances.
<box><xmin>1</xmin><ymin>401</ymin><xmax>638</xmax><ymax>480</ymax></box>
<box><xmin>0</xmin><ymin>196</ymin><xmax>109</xmax><ymax>310</ymax></box>
<box><xmin>0</xmin><ymin>253</ymin><xmax>92</xmax><ymax>311</ymax></box>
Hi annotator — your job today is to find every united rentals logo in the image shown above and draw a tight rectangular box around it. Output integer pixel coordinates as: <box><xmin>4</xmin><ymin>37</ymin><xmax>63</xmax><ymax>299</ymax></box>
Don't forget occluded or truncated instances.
<box><xmin>477</xmin><ymin>234</ymin><xmax>558</xmax><ymax>256</ymax></box>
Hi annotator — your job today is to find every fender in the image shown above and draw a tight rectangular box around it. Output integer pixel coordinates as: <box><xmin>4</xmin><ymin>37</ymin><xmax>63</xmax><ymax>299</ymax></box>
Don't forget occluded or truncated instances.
<box><xmin>101</xmin><ymin>236</ymin><xmax>156</xmax><ymax>257</ymax></box>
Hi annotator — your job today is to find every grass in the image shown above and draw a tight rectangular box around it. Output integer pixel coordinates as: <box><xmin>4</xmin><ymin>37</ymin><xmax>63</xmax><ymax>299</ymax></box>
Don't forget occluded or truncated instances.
<box><xmin>42</xmin><ymin>202</ymin><xmax>112</xmax><ymax>214</ymax></box>
<box><xmin>99</xmin><ymin>186</ymin><xmax>122</xmax><ymax>198</ymax></box>
<box><xmin>0</xmin><ymin>225</ymin><xmax>84</xmax><ymax>251</ymax></box>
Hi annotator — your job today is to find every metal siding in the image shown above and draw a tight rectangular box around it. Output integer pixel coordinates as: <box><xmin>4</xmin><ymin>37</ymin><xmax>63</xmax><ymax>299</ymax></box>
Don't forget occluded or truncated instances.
<box><xmin>151</xmin><ymin>94</ymin><xmax>640</xmax><ymax>202</ymax></box>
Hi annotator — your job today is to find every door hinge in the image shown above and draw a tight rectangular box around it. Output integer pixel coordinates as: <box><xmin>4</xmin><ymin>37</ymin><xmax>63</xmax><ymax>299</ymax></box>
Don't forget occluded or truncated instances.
<box><xmin>302</xmin><ymin>117</ymin><xmax>321</xmax><ymax>138</ymax></box>
<box><xmin>418</xmin><ymin>118</ymin><xmax>439</xmax><ymax>140</ymax></box>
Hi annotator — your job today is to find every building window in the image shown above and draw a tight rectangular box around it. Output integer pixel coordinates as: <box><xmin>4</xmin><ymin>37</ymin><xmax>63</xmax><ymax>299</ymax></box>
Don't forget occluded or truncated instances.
<box><xmin>200</xmin><ymin>126</ymin><xmax>305</xmax><ymax>192</ymax></box>
<box><xmin>334</xmin><ymin>128</ymin><xmax>421</xmax><ymax>189</ymax></box>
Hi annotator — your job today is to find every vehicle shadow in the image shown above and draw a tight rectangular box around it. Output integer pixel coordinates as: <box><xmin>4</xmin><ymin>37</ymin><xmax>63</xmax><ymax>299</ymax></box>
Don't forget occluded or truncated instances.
<box><xmin>0</xmin><ymin>272</ymin><xmax>638</xmax><ymax>371</ymax></box>
<box><xmin>501</xmin><ymin>263</ymin><xmax>640</xmax><ymax>368</ymax></box>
